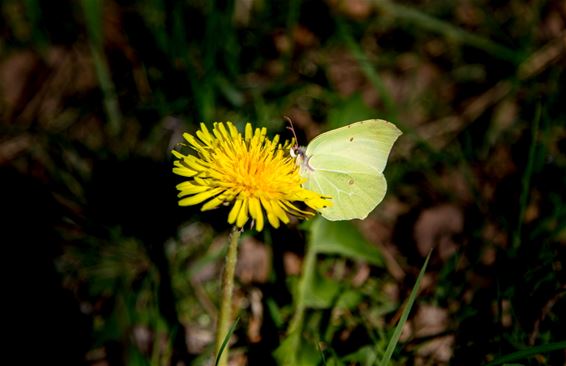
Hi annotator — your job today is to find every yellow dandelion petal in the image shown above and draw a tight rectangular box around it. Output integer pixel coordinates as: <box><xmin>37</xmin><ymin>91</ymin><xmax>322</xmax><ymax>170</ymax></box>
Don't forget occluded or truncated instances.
<box><xmin>252</xmin><ymin>127</ymin><xmax>267</xmax><ymax>147</ymax></box>
<box><xmin>183</xmin><ymin>132</ymin><xmax>206</xmax><ymax>151</ymax></box>
<box><xmin>260</xmin><ymin>197</ymin><xmax>281</xmax><ymax>228</ymax></box>
<box><xmin>176</xmin><ymin>182</ymin><xmax>209</xmax><ymax>197</ymax></box>
<box><xmin>248</xmin><ymin>197</ymin><xmax>264</xmax><ymax>231</ymax></box>
<box><xmin>171</xmin><ymin>150</ymin><xmax>185</xmax><ymax>160</ymax></box>
<box><xmin>201</xmin><ymin>195</ymin><xmax>225</xmax><ymax>211</ymax></box>
<box><xmin>172</xmin><ymin>166</ymin><xmax>197</xmax><ymax>177</ymax></box>
<box><xmin>228</xmin><ymin>199</ymin><xmax>243</xmax><ymax>225</ymax></box>
<box><xmin>271</xmin><ymin>134</ymin><xmax>280</xmax><ymax>148</ymax></box>
<box><xmin>245</xmin><ymin>123</ymin><xmax>253</xmax><ymax>141</ymax></box>
<box><xmin>281</xmin><ymin>200</ymin><xmax>313</xmax><ymax>217</ymax></box>
<box><xmin>236</xmin><ymin>199</ymin><xmax>249</xmax><ymax>228</ymax></box>
<box><xmin>178</xmin><ymin>187</ymin><xmax>223</xmax><ymax>206</ymax></box>
<box><xmin>171</xmin><ymin>122</ymin><xmax>330</xmax><ymax>231</ymax></box>
<box><xmin>305</xmin><ymin>195</ymin><xmax>333</xmax><ymax>210</ymax></box>
<box><xmin>215</xmin><ymin>122</ymin><xmax>229</xmax><ymax>141</ymax></box>
<box><xmin>196</xmin><ymin>123</ymin><xmax>213</xmax><ymax>144</ymax></box>
<box><xmin>271</xmin><ymin>200</ymin><xmax>291</xmax><ymax>224</ymax></box>
<box><xmin>266</xmin><ymin>212</ymin><xmax>280</xmax><ymax>228</ymax></box>
<box><xmin>193</xmin><ymin>176</ymin><xmax>209</xmax><ymax>186</ymax></box>
<box><xmin>185</xmin><ymin>155</ymin><xmax>209</xmax><ymax>171</ymax></box>
<box><xmin>227</xmin><ymin>122</ymin><xmax>239</xmax><ymax>139</ymax></box>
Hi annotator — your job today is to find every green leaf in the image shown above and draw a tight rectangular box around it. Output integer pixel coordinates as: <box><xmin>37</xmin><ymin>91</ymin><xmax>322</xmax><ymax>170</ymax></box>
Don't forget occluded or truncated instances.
<box><xmin>303</xmin><ymin>268</ymin><xmax>342</xmax><ymax>309</ymax></box>
<box><xmin>274</xmin><ymin>331</ymin><xmax>320</xmax><ymax>366</ymax></box>
<box><xmin>342</xmin><ymin>345</ymin><xmax>378</xmax><ymax>366</ymax></box>
<box><xmin>311</xmin><ymin>217</ymin><xmax>384</xmax><ymax>266</ymax></box>
<box><xmin>335</xmin><ymin>289</ymin><xmax>364</xmax><ymax>310</ymax></box>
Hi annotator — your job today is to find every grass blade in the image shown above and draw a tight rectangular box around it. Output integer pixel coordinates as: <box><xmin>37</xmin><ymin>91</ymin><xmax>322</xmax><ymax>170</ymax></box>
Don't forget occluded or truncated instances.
<box><xmin>485</xmin><ymin>340</ymin><xmax>566</xmax><ymax>366</ymax></box>
<box><xmin>512</xmin><ymin>103</ymin><xmax>541</xmax><ymax>253</ymax></box>
<box><xmin>372</xmin><ymin>0</ymin><xmax>520</xmax><ymax>63</ymax></box>
<box><xmin>378</xmin><ymin>250</ymin><xmax>432</xmax><ymax>365</ymax></box>
<box><xmin>214</xmin><ymin>317</ymin><xmax>240</xmax><ymax>366</ymax></box>
<box><xmin>80</xmin><ymin>0</ymin><xmax>122</xmax><ymax>136</ymax></box>
<box><xmin>336</xmin><ymin>18</ymin><xmax>398</xmax><ymax>122</ymax></box>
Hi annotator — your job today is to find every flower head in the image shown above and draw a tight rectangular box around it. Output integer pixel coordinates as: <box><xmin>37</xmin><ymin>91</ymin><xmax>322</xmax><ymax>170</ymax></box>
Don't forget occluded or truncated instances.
<box><xmin>172</xmin><ymin>122</ymin><xmax>330</xmax><ymax>231</ymax></box>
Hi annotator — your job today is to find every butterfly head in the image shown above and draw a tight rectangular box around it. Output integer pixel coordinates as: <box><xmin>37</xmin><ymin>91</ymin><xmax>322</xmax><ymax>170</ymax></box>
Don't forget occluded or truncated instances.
<box><xmin>285</xmin><ymin>116</ymin><xmax>313</xmax><ymax>172</ymax></box>
<box><xmin>290</xmin><ymin>144</ymin><xmax>303</xmax><ymax>164</ymax></box>
<box><xmin>290</xmin><ymin>145</ymin><xmax>314</xmax><ymax>173</ymax></box>
<box><xmin>290</xmin><ymin>145</ymin><xmax>304</xmax><ymax>159</ymax></box>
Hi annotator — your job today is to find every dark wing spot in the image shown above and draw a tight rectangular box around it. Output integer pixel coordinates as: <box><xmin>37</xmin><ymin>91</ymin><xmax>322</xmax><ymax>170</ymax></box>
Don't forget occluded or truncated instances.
<box><xmin>348</xmin><ymin>179</ymin><xmax>354</xmax><ymax>185</ymax></box>
<box><xmin>349</xmin><ymin>137</ymin><xmax>354</xmax><ymax>142</ymax></box>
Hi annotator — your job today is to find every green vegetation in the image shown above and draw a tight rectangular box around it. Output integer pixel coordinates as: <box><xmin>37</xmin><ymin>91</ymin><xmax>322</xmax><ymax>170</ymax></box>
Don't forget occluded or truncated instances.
<box><xmin>1</xmin><ymin>0</ymin><xmax>564</xmax><ymax>365</ymax></box>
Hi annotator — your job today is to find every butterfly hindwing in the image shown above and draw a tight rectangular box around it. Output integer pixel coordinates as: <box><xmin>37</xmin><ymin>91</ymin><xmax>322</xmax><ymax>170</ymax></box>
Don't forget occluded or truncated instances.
<box><xmin>305</xmin><ymin>168</ymin><xmax>386</xmax><ymax>221</ymax></box>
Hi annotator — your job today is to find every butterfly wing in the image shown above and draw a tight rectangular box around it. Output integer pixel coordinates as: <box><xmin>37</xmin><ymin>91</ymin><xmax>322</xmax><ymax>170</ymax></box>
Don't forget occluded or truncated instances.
<box><xmin>301</xmin><ymin>119</ymin><xmax>401</xmax><ymax>220</ymax></box>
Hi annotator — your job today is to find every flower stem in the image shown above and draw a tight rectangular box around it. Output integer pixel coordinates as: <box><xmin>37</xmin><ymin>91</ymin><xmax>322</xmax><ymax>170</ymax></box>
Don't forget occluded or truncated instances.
<box><xmin>215</xmin><ymin>226</ymin><xmax>241</xmax><ymax>366</ymax></box>
<box><xmin>288</xmin><ymin>234</ymin><xmax>316</xmax><ymax>335</ymax></box>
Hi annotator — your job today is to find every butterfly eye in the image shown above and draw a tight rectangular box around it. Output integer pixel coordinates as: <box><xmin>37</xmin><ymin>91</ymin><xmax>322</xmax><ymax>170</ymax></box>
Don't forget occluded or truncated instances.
<box><xmin>290</xmin><ymin>146</ymin><xmax>306</xmax><ymax>159</ymax></box>
<box><xmin>290</xmin><ymin>147</ymin><xmax>297</xmax><ymax>158</ymax></box>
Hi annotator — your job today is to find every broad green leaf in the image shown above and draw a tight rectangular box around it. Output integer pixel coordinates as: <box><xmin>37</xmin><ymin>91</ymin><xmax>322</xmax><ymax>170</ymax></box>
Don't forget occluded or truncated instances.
<box><xmin>311</xmin><ymin>217</ymin><xmax>384</xmax><ymax>266</ymax></box>
<box><xmin>335</xmin><ymin>289</ymin><xmax>364</xmax><ymax>310</ymax></box>
<box><xmin>303</xmin><ymin>268</ymin><xmax>342</xmax><ymax>309</ymax></box>
<box><xmin>274</xmin><ymin>331</ymin><xmax>320</xmax><ymax>366</ymax></box>
<box><xmin>342</xmin><ymin>345</ymin><xmax>379</xmax><ymax>366</ymax></box>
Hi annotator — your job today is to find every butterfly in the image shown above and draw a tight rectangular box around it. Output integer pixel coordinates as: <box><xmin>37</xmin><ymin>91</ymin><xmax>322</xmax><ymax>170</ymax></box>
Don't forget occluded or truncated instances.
<box><xmin>291</xmin><ymin>119</ymin><xmax>402</xmax><ymax>221</ymax></box>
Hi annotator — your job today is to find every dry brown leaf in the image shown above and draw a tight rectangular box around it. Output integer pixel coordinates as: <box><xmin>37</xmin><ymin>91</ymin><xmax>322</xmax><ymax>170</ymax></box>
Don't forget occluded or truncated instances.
<box><xmin>236</xmin><ymin>236</ymin><xmax>270</xmax><ymax>284</ymax></box>
<box><xmin>413</xmin><ymin>204</ymin><xmax>463</xmax><ymax>261</ymax></box>
<box><xmin>328</xmin><ymin>0</ymin><xmax>373</xmax><ymax>20</ymax></box>
<box><xmin>283</xmin><ymin>251</ymin><xmax>302</xmax><ymax>276</ymax></box>
<box><xmin>326</xmin><ymin>48</ymin><xmax>365</xmax><ymax>97</ymax></box>
<box><xmin>247</xmin><ymin>288</ymin><xmax>263</xmax><ymax>343</ymax></box>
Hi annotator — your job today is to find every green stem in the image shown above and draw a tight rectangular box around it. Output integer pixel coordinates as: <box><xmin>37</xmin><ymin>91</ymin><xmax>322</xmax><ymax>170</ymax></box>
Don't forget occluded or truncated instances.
<box><xmin>215</xmin><ymin>226</ymin><xmax>241</xmax><ymax>366</ymax></box>
<box><xmin>279</xmin><ymin>235</ymin><xmax>317</xmax><ymax>366</ymax></box>
<box><xmin>287</xmin><ymin>234</ymin><xmax>317</xmax><ymax>336</ymax></box>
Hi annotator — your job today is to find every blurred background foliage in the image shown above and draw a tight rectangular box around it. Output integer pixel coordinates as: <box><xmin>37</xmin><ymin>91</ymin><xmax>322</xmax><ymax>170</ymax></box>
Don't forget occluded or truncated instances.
<box><xmin>1</xmin><ymin>0</ymin><xmax>565</xmax><ymax>365</ymax></box>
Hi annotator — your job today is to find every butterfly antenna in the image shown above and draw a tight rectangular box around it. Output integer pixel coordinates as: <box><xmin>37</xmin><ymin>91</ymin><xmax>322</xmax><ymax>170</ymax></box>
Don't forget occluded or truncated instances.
<box><xmin>284</xmin><ymin>115</ymin><xmax>299</xmax><ymax>147</ymax></box>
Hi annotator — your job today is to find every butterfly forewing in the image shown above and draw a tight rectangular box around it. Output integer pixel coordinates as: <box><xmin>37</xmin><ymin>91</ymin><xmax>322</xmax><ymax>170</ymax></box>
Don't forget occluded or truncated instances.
<box><xmin>305</xmin><ymin>119</ymin><xmax>401</xmax><ymax>174</ymax></box>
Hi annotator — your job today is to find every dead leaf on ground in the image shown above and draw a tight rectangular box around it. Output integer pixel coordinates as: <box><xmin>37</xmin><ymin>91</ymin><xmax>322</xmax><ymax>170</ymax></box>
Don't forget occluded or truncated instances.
<box><xmin>413</xmin><ymin>304</ymin><xmax>454</xmax><ymax>363</ymax></box>
<box><xmin>247</xmin><ymin>288</ymin><xmax>263</xmax><ymax>343</ymax></box>
<box><xmin>237</xmin><ymin>236</ymin><xmax>271</xmax><ymax>284</ymax></box>
<box><xmin>328</xmin><ymin>0</ymin><xmax>373</xmax><ymax>20</ymax></box>
<box><xmin>413</xmin><ymin>204</ymin><xmax>463</xmax><ymax>261</ymax></box>
<box><xmin>283</xmin><ymin>251</ymin><xmax>302</xmax><ymax>276</ymax></box>
<box><xmin>326</xmin><ymin>48</ymin><xmax>365</xmax><ymax>98</ymax></box>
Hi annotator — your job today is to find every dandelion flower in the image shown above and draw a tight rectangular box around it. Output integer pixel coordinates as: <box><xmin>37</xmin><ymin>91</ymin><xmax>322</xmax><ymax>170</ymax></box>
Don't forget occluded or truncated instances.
<box><xmin>172</xmin><ymin>122</ymin><xmax>330</xmax><ymax>231</ymax></box>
